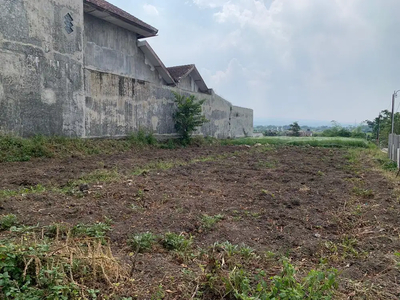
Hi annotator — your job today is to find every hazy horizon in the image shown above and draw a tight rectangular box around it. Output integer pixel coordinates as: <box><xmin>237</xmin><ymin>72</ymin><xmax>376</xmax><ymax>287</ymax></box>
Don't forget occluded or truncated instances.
<box><xmin>254</xmin><ymin>118</ymin><xmax>364</xmax><ymax>127</ymax></box>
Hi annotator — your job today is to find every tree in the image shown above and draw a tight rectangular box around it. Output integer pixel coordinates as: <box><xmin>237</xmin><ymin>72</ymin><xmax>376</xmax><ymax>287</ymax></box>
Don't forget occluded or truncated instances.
<box><xmin>366</xmin><ymin>110</ymin><xmax>398</xmax><ymax>147</ymax></box>
<box><xmin>321</xmin><ymin>120</ymin><xmax>351</xmax><ymax>137</ymax></box>
<box><xmin>172</xmin><ymin>92</ymin><xmax>208</xmax><ymax>144</ymax></box>
<box><xmin>289</xmin><ymin>122</ymin><xmax>301</xmax><ymax>137</ymax></box>
<box><xmin>264</xmin><ymin>130</ymin><xmax>278</xmax><ymax>136</ymax></box>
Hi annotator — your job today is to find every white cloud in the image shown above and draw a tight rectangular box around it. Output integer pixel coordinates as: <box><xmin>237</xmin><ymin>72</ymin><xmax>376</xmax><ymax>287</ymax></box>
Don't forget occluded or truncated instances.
<box><xmin>143</xmin><ymin>4</ymin><xmax>159</xmax><ymax>16</ymax></box>
<box><xmin>192</xmin><ymin>0</ymin><xmax>228</xmax><ymax>8</ymax></box>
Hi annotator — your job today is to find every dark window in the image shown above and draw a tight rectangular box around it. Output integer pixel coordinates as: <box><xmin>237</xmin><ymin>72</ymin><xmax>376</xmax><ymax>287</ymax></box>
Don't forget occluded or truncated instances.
<box><xmin>64</xmin><ymin>13</ymin><xmax>74</xmax><ymax>34</ymax></box>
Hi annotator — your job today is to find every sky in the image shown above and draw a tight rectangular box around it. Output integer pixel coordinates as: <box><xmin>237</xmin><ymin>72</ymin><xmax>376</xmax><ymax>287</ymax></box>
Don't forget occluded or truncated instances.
<box><xmin>107</xmin><ymin>0</ymin><xmax>400</xmax><ymax>126</ymax></box>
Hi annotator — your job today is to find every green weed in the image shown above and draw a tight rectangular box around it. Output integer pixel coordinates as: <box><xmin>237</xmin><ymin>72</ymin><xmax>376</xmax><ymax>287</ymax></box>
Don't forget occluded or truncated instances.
<box><xmin>128</xmin><ymin>232</ymin><xmax>158</xmax><ymax>253</ymax></box>
<box><xmin>202</xmin><ymin>254</ymin><xmax>338</xmax><ymax>300</ymax></box>
<box><xmin>395</xmin><ymin>251</ymin><xmax>400</xmax><ymax>269</ymax></box>
<box><xmin>151</xmin><ymin>284</ymin><xmax>166</xmax><ymax>300</ymax></box>
<box><xmin>239</xmin><ymin>244</ymin><xmax>256</xmax><ymax>259</ymax></box>
<box><xmin>213</xmin><ymin>241</ymin><xmax>240</xmax><ymax>257</ymax></box>
<box><xmin>0</xmin><ymin>184</ymin><xmax>46</xmax><ymax>199</ymax></box>
<box><xmin>0</xmin><ymin>214</ymin><xmax>18</xmax><ymax>230</ymax></box>
<box><xmin>200</xmin><ymin>214</ymin><xmax>224</xmax><ymax>231</ymax></box>
<box><xmin>71</xmin><ymin>221</ymin><xmax>112</xmax><ymax>241</ymax></box>
<box><xmin>352</xmin><ymin>187</ymin><xmax>374</xmax><ymax>199</ymax></box>
<box><xmin>162</xmin><ymin>233</ymin><xmax>193</xmax><ymax>252</ymax></box>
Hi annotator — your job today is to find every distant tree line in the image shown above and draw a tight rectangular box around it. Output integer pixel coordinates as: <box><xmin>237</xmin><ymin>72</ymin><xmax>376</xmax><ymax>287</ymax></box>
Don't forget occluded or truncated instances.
<box><xmin>257</xmin><ymin>121</ymin><xmax>369</xmax><ymax>139</ymax></box>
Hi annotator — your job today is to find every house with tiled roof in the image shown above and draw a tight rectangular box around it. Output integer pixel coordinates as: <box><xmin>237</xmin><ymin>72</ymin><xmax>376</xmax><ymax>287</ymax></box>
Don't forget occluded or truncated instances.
<box><xmin>167</xmin><ymin>65</ymin><xmax>210</xmax><ymax>94</ymax></box>
<box><xmin>0</xmin><ymin>0</ymin><xmax>253</xmax><ymax>139</ymax></box>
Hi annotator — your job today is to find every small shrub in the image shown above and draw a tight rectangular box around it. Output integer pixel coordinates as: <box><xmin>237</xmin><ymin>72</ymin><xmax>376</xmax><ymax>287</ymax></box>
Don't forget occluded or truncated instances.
<box><xmin>0</xmin><ymin>214</ymin><xmax>18</xmax><ymax>230</ymax></box>
<box><xmin>129</xmin><ymin>232</ymin><xmax>158</xmax><ymax>253</ymax></box>
<box><xmin>162</xmin><ymin>232</ymin><xmax>192</xmax><ymax>252</ymax></box>
<box><xmin>172</xmin><ymin>92</ymin><xmax>208</xmax><ymax>145</ymax></box>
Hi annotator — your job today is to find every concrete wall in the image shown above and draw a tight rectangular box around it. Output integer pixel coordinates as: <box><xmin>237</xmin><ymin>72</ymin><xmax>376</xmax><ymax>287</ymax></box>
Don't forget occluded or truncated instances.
<box><xmin>230</xmin><ymin>106</ymin><xmax>254</xmax><ymax>137</ymax></box>
<box><xmin>84</xmin><ymin>70</ymin><xmax>175</xmax><ymax>137</ymax></box>
<box><xmin>84</xmin><ymin>69</ymin><xmax>247</xmax><ymax>139</ymax></box>
<box><xmin>0</xmin><ymin>0</ymin><xmax>85</xmax><ymax>137</ymax></box>
<box><xmin>84</xmin><ymin>14</ymin><xmax>164</xmax><ymax>85</ymax></box>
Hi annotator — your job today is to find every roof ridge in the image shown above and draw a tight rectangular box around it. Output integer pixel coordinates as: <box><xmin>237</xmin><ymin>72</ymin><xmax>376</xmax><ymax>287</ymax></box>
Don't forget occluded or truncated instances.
<box><xmin>84</xmin><ymin>0</ymin><xmax>158</xmax><ymax>36</ymax></box>
<box><xmin>167</xmin><ymin>64</ymin><xmax>195</xmax><ymax>69</ymax></box>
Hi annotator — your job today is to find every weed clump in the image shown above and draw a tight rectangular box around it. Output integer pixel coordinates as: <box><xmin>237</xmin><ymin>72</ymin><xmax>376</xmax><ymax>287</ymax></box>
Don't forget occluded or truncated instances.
<box><xmin>162</xmin><ymin>232</ymin><xmax>192</xmax><ymax>252</ymax></box>
<box><xmin>0</xmin><ymin>214</ymin><xmax>18</xmax><ymax>230</ymax></box>
<box><xmin>71</xmin><ymin>221</ymin><xmax>112</xmax><ymax>241</ymax></box>
<box><xmin>200</xmin><ymin>214</ymin><xmax>224</xmax><ymax>231</ymax></box>
<box><xmin>128</xmin><ymin>232</ymin><xmax>158</xmax><ymax>253</ymax></box>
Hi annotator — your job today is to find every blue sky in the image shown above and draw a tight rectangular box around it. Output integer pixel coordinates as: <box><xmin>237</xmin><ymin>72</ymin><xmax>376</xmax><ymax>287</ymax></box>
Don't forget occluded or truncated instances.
<box><xmin>108</xmin><ymin>0</ymin><xmax>400</xmax><ymax>125</ymax></box>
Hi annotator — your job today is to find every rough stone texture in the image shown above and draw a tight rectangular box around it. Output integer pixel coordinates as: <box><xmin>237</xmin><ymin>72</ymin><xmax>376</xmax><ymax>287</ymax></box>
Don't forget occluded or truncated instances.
<box><xmin>84</xmin><ymin>14</ymin><xmax>164</xmax><ymax>85</ymax></box>
<box><xmin>0</xmin><ymin>0</ymin><xmax>85</xmax><ymax>137</ymax></box>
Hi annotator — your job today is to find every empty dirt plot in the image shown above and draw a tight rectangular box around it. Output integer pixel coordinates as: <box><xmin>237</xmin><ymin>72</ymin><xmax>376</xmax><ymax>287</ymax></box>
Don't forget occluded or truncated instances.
<box><xmin>0</xmin><ymin>143</ymin><xmax>399</xmax><ymax>299</ymax></box>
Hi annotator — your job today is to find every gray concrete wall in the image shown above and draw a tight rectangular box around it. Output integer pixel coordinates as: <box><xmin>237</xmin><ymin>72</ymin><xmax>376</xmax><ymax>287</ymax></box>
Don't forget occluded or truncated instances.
<box><xmin>230</xmin><ymin>106</ymin><xmax>254</xmax><ymax>137</ymax></box>
<box><xmin>0</xmin><ymin>0</ymin><xmax>85</xmax><ymax>137</ymax></box>
<box><xmin>84</xmin><ymin>69</ymin><xmax>252</xmax><ymax>139</ymax></box>
<box><xmin>84</xmin><ymin>70</ymin><xmax>176</xmax><ymax>137</ymax></box>
<box><xmin>84</xmin><ymin>14</ymin><xmax>164</xmax><ymax>85</ymax></box>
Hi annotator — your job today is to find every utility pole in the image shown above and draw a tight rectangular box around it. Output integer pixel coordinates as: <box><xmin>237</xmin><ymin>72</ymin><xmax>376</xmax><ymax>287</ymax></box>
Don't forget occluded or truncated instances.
<box><xmin>377</xmin><ymin>113</ymin><xmax>381</xmax><ymax>146</ymax></box>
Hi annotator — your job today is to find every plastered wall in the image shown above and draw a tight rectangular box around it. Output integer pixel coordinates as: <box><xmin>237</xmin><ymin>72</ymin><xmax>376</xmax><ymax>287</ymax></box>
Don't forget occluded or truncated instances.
<box><xmin>0</xmin><ymin>0</ymin><xmax>85</xmax><ymax>137</ymax></box>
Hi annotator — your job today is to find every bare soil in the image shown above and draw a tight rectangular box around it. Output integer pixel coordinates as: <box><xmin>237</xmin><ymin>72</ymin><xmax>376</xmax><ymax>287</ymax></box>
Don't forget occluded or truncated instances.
<box><xmin>1</xmin><ymin>145</ymin><xmax>399</xmax><ymax>299</ymax></box>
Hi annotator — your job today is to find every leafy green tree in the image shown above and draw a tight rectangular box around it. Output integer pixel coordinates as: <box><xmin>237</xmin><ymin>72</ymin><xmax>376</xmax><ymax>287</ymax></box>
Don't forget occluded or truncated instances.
<box><xmin>321</xmin><ymin>121</ymin><xmax>351</xmax><ymax>137</ymax></box>
<box><xmin>350</xmin><ymin>126</ymin><xmax>366</xmax><ymax>139</ymax></box>
<box><xmin>289</xmin><ymin>121</ymin><xmax>301</xmax><ymax>137</ymax></box>
<box><xmin>365</xmin><ymin>110</ymin><xmax>400</xmax><ymax>147</ymax></box>
<box><xmin>172</xmin><ymin>92</ymin><xmax>208</xmax><ymax>144</ymax></box>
